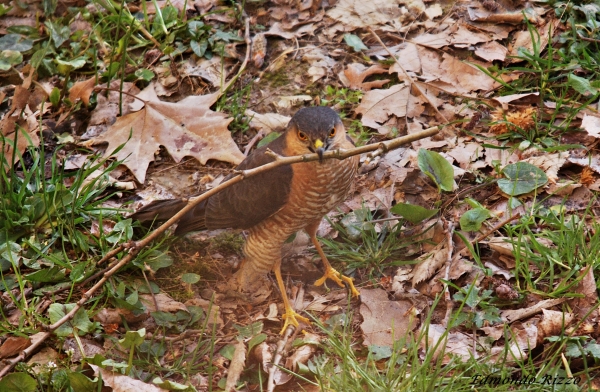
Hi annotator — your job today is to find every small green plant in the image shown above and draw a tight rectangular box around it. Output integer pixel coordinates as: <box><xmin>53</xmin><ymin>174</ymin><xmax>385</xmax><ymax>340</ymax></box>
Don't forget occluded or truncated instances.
<box><xmin>451</xmin><ymin>283</ymin><xmax>502</xmax><ymax>329</ymax></box>
<box><xmin>320</xmin><ymin>85</ymin><xmax>363</xmax><ymax>110</ymax></box>
<box><xmin>346</xmin><ymin>119</ymin><xmax>375</xmax><ymax>146</ymax></box>
<box><xmin>320</xmin><ymin>207</ymin><xmax>414</xmax><ymax>278</ymax></box>
<box><xmin>216</xmin><ymin>82</ymin><xmax>253</xmax><ymax>134</ymax></box>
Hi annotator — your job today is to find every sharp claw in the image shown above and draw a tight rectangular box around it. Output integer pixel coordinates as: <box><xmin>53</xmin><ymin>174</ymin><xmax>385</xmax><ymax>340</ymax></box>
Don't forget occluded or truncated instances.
<box><xmin>314</xmin><ymin>267</ymin><xmax>360</xmax><ymax>298</ymax></box>
<box><xmin>280</xmin><ymin>309</ymin><xmax>310</xmax><ymax>334</ymax></box>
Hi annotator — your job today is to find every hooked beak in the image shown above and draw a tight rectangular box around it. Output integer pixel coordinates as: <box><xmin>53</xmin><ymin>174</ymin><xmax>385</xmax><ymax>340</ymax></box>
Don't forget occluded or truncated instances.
<box><xmin>314</xmin><ymin>139</ymin><xmax>325</xmax><ymax>162</ymax></box>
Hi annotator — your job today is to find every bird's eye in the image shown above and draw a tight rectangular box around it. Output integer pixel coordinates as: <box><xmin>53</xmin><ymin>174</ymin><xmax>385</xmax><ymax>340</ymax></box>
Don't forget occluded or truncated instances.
<box><xmin>298</xmin><ymin>131</ymin><xmax>308</xmax><ymax>141</ymax></box>
<box><xmin>329</xmin><ymin>128</ymin><xmax>336</xmax><ymax>137</ymax></box>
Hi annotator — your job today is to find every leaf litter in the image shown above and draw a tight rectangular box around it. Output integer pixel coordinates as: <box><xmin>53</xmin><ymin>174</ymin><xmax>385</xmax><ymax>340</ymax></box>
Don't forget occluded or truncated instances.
<box><xmin>2</xmin><ymin>0</ymin><xmax>600</xmax><ymax>389</ymax></box>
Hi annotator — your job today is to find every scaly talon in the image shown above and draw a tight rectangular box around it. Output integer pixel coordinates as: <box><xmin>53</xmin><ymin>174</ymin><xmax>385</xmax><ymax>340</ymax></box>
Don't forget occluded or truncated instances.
<box><xmin>314</xmin><ymin>267</ymin><xmax>360</xmax><ymax>298</ymax></box>
<box><xmin>281</xmin><ymin>308</ymin><xmax>310</xmax><ymax>334</ymax></box>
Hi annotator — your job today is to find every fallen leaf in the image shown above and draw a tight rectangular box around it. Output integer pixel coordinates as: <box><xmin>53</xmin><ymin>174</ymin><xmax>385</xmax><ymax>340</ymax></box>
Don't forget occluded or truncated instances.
<box><xmin>245</xmin><ymin>110</ymin><xmax>290</xmax><ymax>134</ymax></box>
<box><xmin>264</xmin><ymin>22</ymin><xmax>315</xmax><ymax>39</ymax></box>
<box><xmin>181</xmin><ymin>56</ymin><xmax>229</xmax><ymax>89</ymax></box>
<box><xmin>507</xmin><ymin>19</ymin><xmax>559</xmax><ymax>63</ymax></box>
<box><xmin>421</xmin><ymin>324</ymin><xmax>478</xmax><ymax>362</ymax></box>
<box><xmin>537</xmin><ymin>309</ymin><xmax>573</xmax><ymax>345</ymax></box>
<box><xmin>89</xmin><ymin>83</ymin><xmax>244</xmax><ymax>183</ymax></box>
<box><xmin>354</xmin><ymin>84</ymin><xmax>410</xmax><ymax>131</ymax></box>
<box><xmin>139</xmin><ymin>293</ymin><xmax>187</xmax><ymax>313</ymax></box>
<box><xmin>411</xmin><ymin>241</ymin><xmax>449</xmax><ymax>286</ymax></box>
<box><xmin>69</xmin><ymin>76</ymin><xmax>96</xmax><ymax>106</ymax></box>
<box><xmin>90</xmin><ymin>365</ymin><xmax>168</xmax><ymax>392</ymax></box>
<box><xmin>225</xmin><ymin>340</ymin><xmax>246</xmax><ymax>392</ymax></box>
<box><xmin>474</xmin><ymin>41</ymin><xmax>508</xmax><ymax>62</ymax></box>
<box><xmin>359</xmin><ymin>288</ymin><xmax>414</xmax><ymax>347</ymax></box>
<box><xmin>581</xmin><ymin>114</ymin><xmax>600</xmax><ymax>138</ymax></box>
<box><xmin>327</xmin><ymin>0</ymin><xmax>404</xmax><ymax>28</ymax></box>
<box><xmin>0</xmin><ymin>336</ymin><xmax>31</xmax><ymax>359</ymax></box>
<box><xmin>340</xmin><ymin>63</ymin><xmax>390</xmax><ymax>91</ymax></box>
<box><xmin>568</xmin><ymin>265</ymin><xmax>599</xmax><ymax>319</ymax></box>
<box><xmin>412</xmin><ymin>24</ymin><xmax>494</xmax><ymax>49</ymax></box>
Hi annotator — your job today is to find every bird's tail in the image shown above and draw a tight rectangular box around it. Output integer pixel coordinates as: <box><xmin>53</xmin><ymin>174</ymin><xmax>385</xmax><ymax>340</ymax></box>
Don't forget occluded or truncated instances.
<box><xmin>131</xmin><ymin>199</ymin><xmax>208</xmax><ymax>235</ymax></box>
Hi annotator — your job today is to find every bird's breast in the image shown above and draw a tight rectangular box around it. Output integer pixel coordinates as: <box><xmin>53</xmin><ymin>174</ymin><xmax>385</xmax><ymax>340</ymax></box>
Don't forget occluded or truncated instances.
<box><xmin>286</xmin><ymin>156</ymin><xmax>358</xmax><ymax>222</ymax></box>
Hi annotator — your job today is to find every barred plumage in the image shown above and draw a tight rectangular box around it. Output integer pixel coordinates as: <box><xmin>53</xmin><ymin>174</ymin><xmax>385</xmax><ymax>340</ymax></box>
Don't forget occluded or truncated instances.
<box><xmin>133</xmin><ymin>106</ymin><xmax>359</xmax><ymax>333</ymax></box>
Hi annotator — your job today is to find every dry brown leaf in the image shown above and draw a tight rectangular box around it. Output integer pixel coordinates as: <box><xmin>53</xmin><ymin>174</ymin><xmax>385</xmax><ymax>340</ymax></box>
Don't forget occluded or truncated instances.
<box><xmin>388</xmin><ymin>43</ymin><xmax>421</xmax><ymax>74</ymax></box>
<box><xmin>421</xmin><ymin>324</ymin><xmax>479</xmax><ymax>362</ymax></box>
<box><xmin>581</xmin><ymin>113</ymin><xmax>600</xmax><ymax>138</ymax></box>
<box><xmin>83</xmin><ymin>81</ymin><xmax>138</xmax><ymax>139</ymax></box>
<box><xmin>181</xmin><ymin>56</ymin><xmax>230</xmax><ymax>89</ymax></box>
<box><xmin>245</xmin><ymin>110</ymin><xmax>290</xmax><ymax>134</ymax></box>
<box><xmin>90</xmin><ymin>83</ymin><xmax>244</xmax><ymax>183</ymax></box>
<box><xmin>568</xmin><ymin>265</ymin><xmax>599</xmax><ymax>319</ymax></box>
<box><xmin>521</xmin><ymin>152</ymin><xmax>567</xmax><ymax>184</ymax></box>
<box><xmin>537</xmin><ymin>309</ymin><xmax>573</xmax><ymax>345</ymax></box>
<box><xmin>264</xmin><ymin>22</ymin><xmax>315</xmax><ymax>39</ymax></box>
<box><xmin>412</xmin><ymin>24</ymin><xmax>494</xmax><ymax>49</ymax></box>
<box><xmin>90</xmin><ymin>364</ymin><xmax>168</xmax><ymax>392</ymax></box>
<box><xmin>434</xmin><ymin>53</ymin><xmax>495</xmax><ymax>93</ymax></box>
<box><xmin>327</xmin><ymin>0</ymin><xmax>404</xmax><ymax>29</ymax></box>
<box><xmin>69</xmin><ymin>76</ymin><xmax>96</xmax><ymax>106</ymax></box>
<box><xmin>225</xmin><ymin>340</ymin><xmax>246</xmax><ymax>392</ymax></box>
<box><xmin>507</xmin><ymin>19</ymin><xmax>559</xmax><ymax>63</ymax></box>
<box><xmin>501</xmin><ymin>298</ymin><xmax>567</xmax><ymax>323</ymax></box>
<box><xmin>340</xmin><ymin>63</ymin><xmax>390</xmax><ymax>91</ymax></box>
<box><xmin>359</xmin><ymin>288</ymin><xmax>414</xmax><ymax>347</ymax></box>
<box><xmin>411</xmin><ymin>241</ymin><xmax>449</xmax><ymax>286</ymax></box>
<box><xmin>446</xmin><ymin>142</ymin><xmax>484</xmax><ymax>169</ymax></box>
<box><xmin>489</xmin><ymin>323</ymin><xmax>537</xmax><ymax>363</ymax></box>
<box><xmin>140</xmin><ymin>293</ymin><xmax>187</xmax><ymax>313</ymax></box>
<box><xmin>354</xmin><ymin>84</ymin><xmax>409</xmax><ymax>131</ymax></box>
<box><xmin>285</xmin><ymin>344</ymin><xmax>316</xmax><ymax>371</ymax></box>
<box><xmin>0</xmin><ymin>336</ymin><xmax>31</xmax><ymax>359</ymax></box>
<box><xmin>27</xmin><ymin>347</ymin><xmax>59</xmax><ymax>374</ymax></box>
<box><xmin>474</xmin><ymin>41</ymin><xmax>508</xmax><ymax>62</ymax></box>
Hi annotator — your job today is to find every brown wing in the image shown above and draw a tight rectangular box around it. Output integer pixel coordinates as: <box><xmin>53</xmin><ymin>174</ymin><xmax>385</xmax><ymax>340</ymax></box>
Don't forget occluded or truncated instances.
<box><xmin>202</xmin><ymin>133</ymin><xmax>292</xmax><ymax>230</ymax></box>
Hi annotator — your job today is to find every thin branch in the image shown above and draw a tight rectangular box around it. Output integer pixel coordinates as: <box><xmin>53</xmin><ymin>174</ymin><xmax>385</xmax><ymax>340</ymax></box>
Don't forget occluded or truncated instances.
<box><xmin>267</xmin><ymin>325</ymin><xmax>294</xmax><ymax>392</ymax></box>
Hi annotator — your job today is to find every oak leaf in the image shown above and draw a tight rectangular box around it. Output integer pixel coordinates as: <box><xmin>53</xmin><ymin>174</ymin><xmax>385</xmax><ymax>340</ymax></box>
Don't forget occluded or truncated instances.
<box><xmin>91</xmin><ymin>83</ymin><xmax>244</xmax><ymax>183</ymax></box>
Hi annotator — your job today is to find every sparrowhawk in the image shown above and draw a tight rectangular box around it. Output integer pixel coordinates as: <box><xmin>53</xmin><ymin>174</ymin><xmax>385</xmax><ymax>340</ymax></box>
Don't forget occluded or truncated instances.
<box><xmin>133</xmin><ymin>106</ymin><xmax>359</xmax><ymax>332</ymax></box>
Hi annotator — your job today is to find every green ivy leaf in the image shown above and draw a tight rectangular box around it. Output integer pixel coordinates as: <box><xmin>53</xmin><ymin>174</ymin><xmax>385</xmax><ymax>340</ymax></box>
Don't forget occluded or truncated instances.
<box><xmin>49</xmin><ymin>303</ymin><xmax>94</xmax><ymax>337</ymax></box>
<box><xmin>459</xmin><ymin>208</ymin><xmax>491</xmax><ymax>232</ymax></box>
<box><xmin>567</xmin><ymin>73</ymin><xmax>599</xmax><ymax>96</ymax></box>
<box><xmin>45</xmin><ymin>21</ymin><xmax>71</xmax><ymax>48</ymax></box>
<box><xmin>135</xmin><ymin>68</ymin><xmax>155</xmax><ymax>82</ymax></box>
<box><xmin>497</xmin><ymin>162</ymin><xmax>547</xmax><ymax>196</ymax></box>
<box><xmin>417</xmin><ymin>149</ymin><xmax>454</xmax><ymax>192</ymax></box>
<box><xmin>0</xmin><ymin>373</ymin><xmax>37</xmax><ymax>392</ymax></box>
<box><xmin>0</xmin><ymin>34</ymin><xmax>33</xmax><ymax>52</ymax></box>
<box><xmin>0</xmin><ymin>50</ymin><xmax>22</xmax><ymax>71</ymax></box>
<box><xmin>190</xmin><ymin>39</ymin><xmax>208</xmax><ymax>58</ymax></box>
<box><xmin>389</xmin><ymin>203</ymin><xmax>438</xmax><ymax>224</ymax></box>
<box><xmin>368</xmin><ymin>345</ymin><xmax>392</xmax><ymax>361</ymax></box>
<box><xmin>119</xmin><ymin>328</ymin><xmax>146</xmax><ymax>349</ymax></box>
<box><xmin>343</xmin><ymin>34</ymin><xmax>368</xmax><ymax>52</ymax></box>
<box><xmin>181</xmin><ymin>273</ymin><xmax>200</xmax><ymax>284</ymax></box>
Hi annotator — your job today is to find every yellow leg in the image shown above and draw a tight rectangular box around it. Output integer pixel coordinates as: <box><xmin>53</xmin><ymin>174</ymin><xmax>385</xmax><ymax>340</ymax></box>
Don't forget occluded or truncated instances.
<box><xmin>307</xmin><ymin>226</ymin><xmax>360</xmax><ymax>298</ymax></box>
<box><xmin>273</xmin><ymin>259</ymin><xmax>309</xmax><ymax>334</ymax></box>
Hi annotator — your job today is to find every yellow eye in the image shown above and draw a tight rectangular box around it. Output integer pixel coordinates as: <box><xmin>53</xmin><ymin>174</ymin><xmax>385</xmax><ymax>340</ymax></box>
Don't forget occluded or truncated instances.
<box><xmin>298</xmin><ymin>131</ymin><xmax>308</xmax><ymax>141</ymax></box>
<box><xmin>329</xmin><ymin>128</ymin><xmax>336</xmax><ymax>137</ymax></box>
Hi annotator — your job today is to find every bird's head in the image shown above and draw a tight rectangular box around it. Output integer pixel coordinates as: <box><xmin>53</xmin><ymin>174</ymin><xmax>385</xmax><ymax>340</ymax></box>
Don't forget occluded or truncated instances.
<box><xmin>286</xmin><ymin>106</ymin><xmax>345</xmax><ymax>161</ymax></box>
